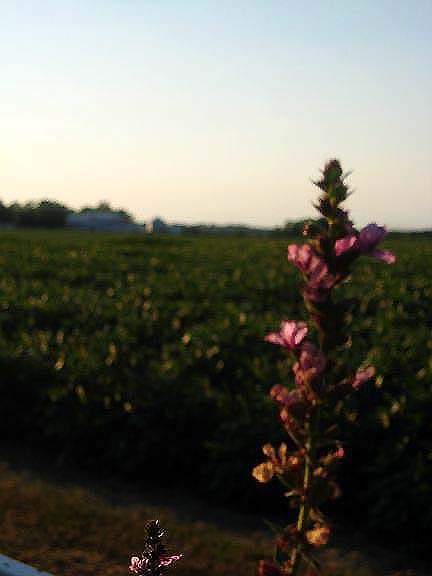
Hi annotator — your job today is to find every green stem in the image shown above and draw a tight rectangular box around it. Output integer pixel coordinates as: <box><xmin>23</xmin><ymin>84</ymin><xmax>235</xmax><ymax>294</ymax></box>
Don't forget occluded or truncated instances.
<box><xmin>290</xmin><ymin>405</ymin><xmax>320</xmax><ymax>576</ymax></box>
<box><xmin>290</xmin><ymin>431</ymin><xmax>311</xmax><ymax>574</ymax></box>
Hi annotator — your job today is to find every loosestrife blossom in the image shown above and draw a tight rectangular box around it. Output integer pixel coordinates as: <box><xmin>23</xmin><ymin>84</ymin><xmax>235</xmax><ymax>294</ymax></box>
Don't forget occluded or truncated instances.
<box><xmin>288</xmin><ymin>243</ymin><xmax>337</xmax><ymax>304</ymax></box>
<box><xmin>159</xmin><ymin>556</ymin><xmax>182</xmax><ymax>568</ymax></box>
<box><xmin>270</xmin><ymin>385</ymin><xmax>303</xmax><ymax>410</ymax></box>
<box><xmin>287</xmin><ymin>244</ymin><xmax>325</xmax><ymax>278</ymax></box>
<box><xmin>334</xmin><ymin>447</ymin><xmax>345</xmax><ymax>459</ymax></box>
<box><xmin>129</xmin><ymin>556</ymin><xmax>181</xmax><ymax>576</ymax></box>
<box><xmin>265</xmin><ymin>321</ymin><xmax>308</xmax><ymax>349</ymax></box>
<box><xmin>335</xmin><ymin>223</ymin><xmax>396</xmax><ymax>264</ymax></box>
<box><xmin>292</xmin><ymin>342</ymin><xmax>326</xmax><ymax>388</ymax></box>
<box><xmin>254</xmin><ymin>160</ymin><xmax>395</xmax><ymax>575</ymax></box>
<box><xmin>129</xmin><ymin>520</ymin><xmax>181</xmax><ymax>576</ymax></box>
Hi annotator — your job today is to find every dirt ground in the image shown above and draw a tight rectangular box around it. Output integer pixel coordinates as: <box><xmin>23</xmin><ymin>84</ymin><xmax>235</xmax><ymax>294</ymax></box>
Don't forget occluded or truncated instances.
<box><xmin>0</xmin><ymin>446</ymin><xmax>430</xmax><ymax>576</ymax></box>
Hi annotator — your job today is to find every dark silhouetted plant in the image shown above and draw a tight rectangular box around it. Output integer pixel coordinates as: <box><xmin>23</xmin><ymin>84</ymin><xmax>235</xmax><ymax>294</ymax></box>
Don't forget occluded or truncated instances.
<box><xmin>129</xmin><ymin>520</ymin><xmax>181</xmax><ymax>576</ymax></box>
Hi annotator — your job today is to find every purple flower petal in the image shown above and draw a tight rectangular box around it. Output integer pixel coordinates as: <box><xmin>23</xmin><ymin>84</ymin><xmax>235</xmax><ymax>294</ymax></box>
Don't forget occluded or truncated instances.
<box><xmin>370</xmin><ymin>248</ymin><xmax>396</xmax><ymax>264</ymax></box>
<box><xmin>335</xmin><ymin>235</ymin><xmax>357</xmax><ymax>256</ymax></box>
<box><xmin>358</xmin><ymin>223</ymin><xmax>387</xmax><ymax>251</ymax></box>
<box><xmin>159</xmin><ymin>555</ymin><xmax>182</xmax><ymax>567</ymax></box>
<box><xmin>335</xmin><ymin>224</ymin><xmax>395</xmax><ymax>265</ymax></box>
<box><xmin>264</xmin><ymin>333</ymin><xmax>285</xmax><ymax>346</ymax></box>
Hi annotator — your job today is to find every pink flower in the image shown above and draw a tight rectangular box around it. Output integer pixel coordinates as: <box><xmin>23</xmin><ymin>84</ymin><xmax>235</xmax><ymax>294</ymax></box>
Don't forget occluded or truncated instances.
<box><xmin>129</xmin><ymin>520</ymin><xmax>181</xmax><ymax>575</ymax></box>
<box><xmin>129</xmin><ymin>557</ymin><xmax>149</xmax><ymax>574</ymax></box>
<box><xmin>352</xmin><ymin>366</ymin><xmax>375</xmax><ymax>389</ymax></box>
<box><xmin>159</xmin><ymin>555</ymin><xmax>182</xmax><ymax>568</ymax></box>
<box><xmin>292</xmin><ymin>342</ymin><xmax>326</xmax><ymax>387</ymax></box>
<box><xmin>129</xmin><ymin>555</ymin><xmax>182</xmax><ymax>575</ymax></box>
<box><xmin>368</xmin><ymin>247</ymin><xmax>396</xmax><ymax>264</ymax></box>
<box><xmin>270</xmin><ymin>385</ymin><xmax>302</xmax><ymax>409</ymax></box>
<box><xmin>288</xmin><ymin>244</ymin><xmax>324</xmax><ymax>277</ymax></box>
<box><xmin>334</xmin><ymin>447</ymin><xmax>345</xmax><ymax>459</ymax></box>
<box><xmin>309</xmin><ymin>265</ymin><xmax>335</xmax><ymax>291</ymax></box>
<box><xmin>265</xmin><ymin>321</ymin><xmax>308</xmax><ymax>350</ymax></box>
<box><xmin>288</xmin><ymin>244</ymin><xmax>337</xmax><ymax>302</ymax></box>
<box><xmin>279</xmin><ymin>408</ymin><xmax>298</xmax><ymax>431</ymax></box>
<box><xmin>335</xmin><ymin>224</ymin><xmax>396</xmax><ymax>264</ymax></box>
<box><xmin>270</xmin><ymin>385</ymin><xmax>304</xmax><ymax>431</ymax></box>
<box><xmin>129</xmin><ymin>557</ymin><xmax>142</xmax><ymax>572</ymax></box>
<box><xmin>303</xmin><ymin>275</ymin><xmax>335</xmax><ymax>303</ymax></box>
<box><xmin>334</xmin><ymin>234</ymin><xmax>357</xmax><ymax>256</ymax></box>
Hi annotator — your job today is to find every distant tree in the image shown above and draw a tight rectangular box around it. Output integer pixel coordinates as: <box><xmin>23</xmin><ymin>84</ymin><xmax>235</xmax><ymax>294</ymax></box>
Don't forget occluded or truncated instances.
<box><xmin>273</xmin><ymin>218</ymin><xmax>328</xmax><ymax>238</ymax></box>
<box><xmin>118</xmin><ymin>209</ymin><xmax>134</xmax><ymax>223</ymax></box>
<box><xmin>282</xmin><ymin>219</ymin><xmax>309</xmax><ymax>236</ymax></box>
<box><xmin>36</xmin><ymin>200</ymin><xmax>70</xmax><ymax>228</ymax></box>
<box><xmin>8</xmin><ymin>202</ymin><xmax>21</xmax><ymax>225</ymax></box>
<box><xmin>2</xmin><ymin>197</ymin><xmax>136</xmax><ymax>228</ymax></box>
<box><xmin>80</xmin><ymin>201</ymin><xmax>134</xmax><ymax>223</ymax></box>
<box><xmin>96</xmin><ymin>200</ymin><xmax>112</xmax><ymax>211</ymax></box>
<box><xmin>15</xmin><ymin>202</ymin><xmax>38</xmax><ymax>227</ymax></box>
<box><xmin>0</xmin><ymin>200</ymin><xmax>12</xmax><ymax>223</ymax></box>
<box><xmin>12</xmin><ymin>200</ymin><xmax>69</xmax><ymax>228</ymax></box>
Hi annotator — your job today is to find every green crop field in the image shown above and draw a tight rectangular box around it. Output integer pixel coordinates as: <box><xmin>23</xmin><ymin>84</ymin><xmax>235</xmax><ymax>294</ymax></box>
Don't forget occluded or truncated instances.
<box><xmin>0</xmin><ymin>230</ymin><xmax>431</xmax><ymax>552</ymax></box>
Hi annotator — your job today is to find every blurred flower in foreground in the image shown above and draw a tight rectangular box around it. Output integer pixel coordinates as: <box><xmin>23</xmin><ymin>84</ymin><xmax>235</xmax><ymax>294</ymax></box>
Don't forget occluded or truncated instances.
<box><xmin>129</xmin><ymin>520</ymin><xmax>181</xmax><ymax>576</ymax></box>
<box><xmin>255</xmin><ymin>159</ymin><xmax>396</xmax><ymax>575</ymax></box>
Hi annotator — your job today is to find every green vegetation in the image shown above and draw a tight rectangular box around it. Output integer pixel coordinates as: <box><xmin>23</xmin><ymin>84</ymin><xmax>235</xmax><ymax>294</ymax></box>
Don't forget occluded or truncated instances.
<box><xmin>0</xmin><ymin>231</ymin><xmax>431</xmax><ymax>553</ymax></box>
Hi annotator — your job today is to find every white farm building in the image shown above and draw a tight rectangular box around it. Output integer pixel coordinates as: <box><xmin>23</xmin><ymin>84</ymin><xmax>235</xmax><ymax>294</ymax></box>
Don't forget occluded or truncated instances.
<box><xmin>66</xmin><ymin>211</ymin><xmax>141</xmax><ymax>232</ymax></box>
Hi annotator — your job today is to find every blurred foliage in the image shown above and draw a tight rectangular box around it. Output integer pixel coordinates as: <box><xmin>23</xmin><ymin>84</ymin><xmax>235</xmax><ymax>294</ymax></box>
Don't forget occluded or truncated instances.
<box><xmin>0</xmin><ymin>231</ymin><xmax>431</xmax><ymax>553</ymax></box>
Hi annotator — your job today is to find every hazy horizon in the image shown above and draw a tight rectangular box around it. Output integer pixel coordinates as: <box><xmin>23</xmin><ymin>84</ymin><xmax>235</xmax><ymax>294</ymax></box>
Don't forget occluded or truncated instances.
<box><xmin>1</xmin><ymin>1</ymin><xmax>431</xmax><ymax>229</ymax></box>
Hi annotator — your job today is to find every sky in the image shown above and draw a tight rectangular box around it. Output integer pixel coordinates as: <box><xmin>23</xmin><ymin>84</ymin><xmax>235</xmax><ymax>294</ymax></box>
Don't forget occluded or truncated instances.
<box><xmin>1</xmin><ymin>0</ymin><xmax>431</xmax><ymax>229</ymax></box>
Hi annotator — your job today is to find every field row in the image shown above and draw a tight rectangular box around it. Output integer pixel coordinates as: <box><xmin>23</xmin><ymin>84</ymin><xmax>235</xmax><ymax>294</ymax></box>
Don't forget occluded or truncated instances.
<box><xmin>0</xmin><ymin>231</ymin><xmax>431</xmax><ymax>551</ymax></box>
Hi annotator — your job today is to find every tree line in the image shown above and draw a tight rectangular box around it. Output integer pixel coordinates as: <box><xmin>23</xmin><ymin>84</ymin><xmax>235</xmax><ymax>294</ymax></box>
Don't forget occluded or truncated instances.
<box><xmin>0</xmin><ymin>200</ymin><xmax>133</xmax><ymax>228</ymax></box>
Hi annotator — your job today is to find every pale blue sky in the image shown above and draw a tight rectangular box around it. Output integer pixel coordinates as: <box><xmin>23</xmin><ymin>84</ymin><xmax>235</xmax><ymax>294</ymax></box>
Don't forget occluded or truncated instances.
<box><xmin>1</xmin><ymin>1</ymin><xmax>431</xmax><ymax>228</ymax></box>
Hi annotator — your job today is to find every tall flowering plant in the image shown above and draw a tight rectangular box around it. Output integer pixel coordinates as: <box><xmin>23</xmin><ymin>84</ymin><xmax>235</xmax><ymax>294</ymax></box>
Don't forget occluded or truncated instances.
<box><xmin>253</xmin><ymin>160</ymin><xmax>395</xmax><ymax>576</ymax></box>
